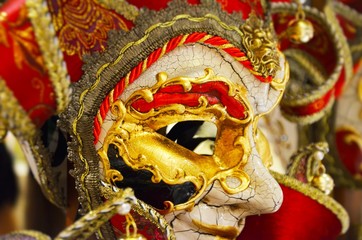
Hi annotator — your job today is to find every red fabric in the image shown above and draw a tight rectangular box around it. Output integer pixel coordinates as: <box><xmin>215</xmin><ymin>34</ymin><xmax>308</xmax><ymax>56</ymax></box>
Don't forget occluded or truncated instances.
<box><xmin>238</xmin><ymin>184</ymin><xmax>342</xmax><ymax>240</ymax></box>
<box><xmin>46</xmin><ymin>0</ymin><xmax>135</xmax><ymax>83</ymax></box>
<box><xmin>0</xmin><ymin>0</ymin><xmax>57</xmax><ymax>127</ymax></box>
<box><xmin>128</xmin><ymin>0</ymin><xmax>264</xmax><ymax>19</ymax></box>
<box><xmin>110</xmin><ymin>211</ymin><xmax>167</xmax><ymax>240</ymax></box>
<box><xmin>335</xmin><ymin>128</ymin><xmax>362</xmax><ymax>176</ymax></box>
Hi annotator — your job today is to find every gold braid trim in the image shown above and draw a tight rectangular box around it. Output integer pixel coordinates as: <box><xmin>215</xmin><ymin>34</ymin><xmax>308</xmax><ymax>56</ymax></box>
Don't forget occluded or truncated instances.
<box><xmin>350</xmin><ymin>44</ymin><xmax>362</xmax><ymax>55</ymax></box>
<box><xmin>324</xmin><ymin>1</ymin><xmax>353</xmax><ymax>88</ymax></box>
<box><xmin>281</xmin><ymin>94</ymin><xmax>335</xmax><ymax>125</ymax></box>
<box><xmin>56</xmin><ymin>188</ymin><xmax>136</xmax><ymax>240</ymax></box>
<box><xmin>100</xmin><ymin>181</ymin><xmax>176</xmax><ymax>240</ymax></box>
<box><xmin>0</xmin><ymin>78</ymin><xmax>65</xmax><ymax>207</ymax></box>
<box><xmin>96</xmin><ymin>0</ymin><xmax>139</xmax><ymax>22</ymax></box>
<box><xmin>284</xmin><ymin>49</ymin><xmax>327</xmax><ymax>86</ymax></box>
<box><xmin>133</xmin><ymin>199</ymin><xmax>176</xmax><ymax>240</ymax></box>
<box><xmin>271</xmin><ymin>170</ymin><xmax>350</xmax><ymax>234</ymax></box>
<box><xmin>334</xmin><ymin>1</ymin><xmax>362</xmax><ymax>28</ymax></box>
<box><xmin>25</xmin><ymin>0</ymin><xmax>70</xmax><ymax>114</ymax></box>
<box><xmin>5</xmin><ymin>230</ymin><xmax>51</xmax><ymax>240</ymax></box>
<box><xmin>0</xmin><ymin>78</ymin><xmax>36</xmax><ymax>139</ymax></box>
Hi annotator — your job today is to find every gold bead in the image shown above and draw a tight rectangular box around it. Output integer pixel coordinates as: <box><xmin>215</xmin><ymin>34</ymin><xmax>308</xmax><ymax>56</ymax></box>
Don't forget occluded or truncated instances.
<box><xmin>287</xmin><ymin>19</ymin><xmax>314</xmax><ymax>44</ymax></box>
<box><xmin>312</xmin><ymin>173</ymin><xmax>334</xmax><ymax>195</ymax></box>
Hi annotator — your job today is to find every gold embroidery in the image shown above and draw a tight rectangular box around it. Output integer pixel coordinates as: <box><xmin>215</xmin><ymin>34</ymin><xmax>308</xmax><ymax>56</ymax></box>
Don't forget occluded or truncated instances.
<box><xmin>31</xmin><ymin>77</ymin><xmax>45</xmax><ymax>101</ymax></box>
<box><xmin>0</xmin><ymin>5</ymin><xmax>45</xmax><ymax>74</ymax></box>
<box><xmin>48</xmin><ymin>0</ymin><xmax>129</xmax><ymax>57</ymax></box>
<box><xmin>0</xmin><ymin>12</ymin><xmax>8</xmax><ymax>46</ymax></box>
<box><xmin>26</xmin><ymin>0</ymin><xmax>70</xmax><ymax>114</ymax></box>
<box><xmin>0</xmin><ymin>77</ymin><xmax>36</xmax><ymax>139</ymax></box>
<box><xmin>96</xmin><ymin>0</ymin><xmax>139</xmax><ymax>22</ymax></box>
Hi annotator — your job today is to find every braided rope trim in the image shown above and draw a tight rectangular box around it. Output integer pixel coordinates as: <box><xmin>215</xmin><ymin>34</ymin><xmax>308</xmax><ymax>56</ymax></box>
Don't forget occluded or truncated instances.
<box><xmin>25</xmin><ymin>0</ymin><xmax>70</xmax><ymax>114</ymax></box>
<box><xmin>132</xmin><ymin>199</ymin><xmax>176</xmax><ymax>240</ymax></box>
<box><xmin>100</xmin><ymin>181</ymin><xmax>176</xmax><ymax>240</ymax></box>
<box><xmin>56</xmin><ymin>188</ymin><xmax>136</xmax><ymax>240</ymax></box>
<box><xmin>271</xmin><ymin>2</ymin><xmax>343</xmax><ymax>106</ymax></box>
<box><xmin>281</xmin><ymin>95</ymin><xmax>335</xmax><ymax>125</ymax></box>
<box><xmin>93</xmin><ymin>32</ymin><xmax>271</xmax><ymax>143</ymax></box>
<box><xmin>334</xmin><ymin>1</ymin><xmax>362</xmax><ymax>28</ymax></box>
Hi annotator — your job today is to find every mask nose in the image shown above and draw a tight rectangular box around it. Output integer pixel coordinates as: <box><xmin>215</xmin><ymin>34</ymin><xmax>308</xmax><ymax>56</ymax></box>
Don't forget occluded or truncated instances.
<box><xmin>202</xmin><ymin>147</ymin><xmax>283</xmax><ymax>215</ymax></box>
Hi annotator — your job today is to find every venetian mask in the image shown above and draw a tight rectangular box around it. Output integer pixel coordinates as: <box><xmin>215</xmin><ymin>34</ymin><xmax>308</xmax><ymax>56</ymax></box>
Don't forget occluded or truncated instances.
<box><xmin>61</xmin><ymin>1</ymin><xmax>288</xmax><ymax>239</ymax></box>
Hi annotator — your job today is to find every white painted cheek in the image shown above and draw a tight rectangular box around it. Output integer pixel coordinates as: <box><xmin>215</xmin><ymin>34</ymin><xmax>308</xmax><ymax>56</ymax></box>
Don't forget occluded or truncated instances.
<box><xmin>196</xmin><ymin>136</ymin><xmax>282</xmax><ymax>216</ymax></box>
<box><xmin>188</xmin><ymin>200</ymin><xmax>242</xmax><ymax>227</ymax></box>
<box><xmin>164</xmin><ymin>211</ymin><xmax>216</xmax><ymax>240</ymax></box>
<box><xmin>241</xmin><ymin>147</ymin><xmax>283</xmax><ymax>215</ymax></box>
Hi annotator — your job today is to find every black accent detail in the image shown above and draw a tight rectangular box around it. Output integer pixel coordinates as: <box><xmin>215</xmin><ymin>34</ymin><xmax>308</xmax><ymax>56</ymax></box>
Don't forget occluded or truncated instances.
<box><xmin>41</xmin><ymin>116</ymin><xmax>67</xmax><ymax>167</ymax></box>
<box><xmin>107</xmin><ymin>144</ymin><xmax>196</xmax><ymax>210</ymax></box>
<box><xmin>0</xmin><ymin>143</ymin><xmax>18</xmax><ymax>206</ymax></box>
<box><xmin>164</xmin><ymin>121</ymin><xmax>215</xmax><ymax>153</ymax></box>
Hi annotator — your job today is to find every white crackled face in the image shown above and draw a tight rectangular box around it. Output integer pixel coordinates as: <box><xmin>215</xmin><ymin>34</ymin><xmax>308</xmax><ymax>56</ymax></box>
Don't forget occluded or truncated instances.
<box><xmin>97</xmin><ymin>43</ymin><xmax>286</xmax><ymax>239</ymax></box>
<box><xmin>164</xmin><ymin>128</ymin><xmax>283</xmax><ymax>239</ymax></box>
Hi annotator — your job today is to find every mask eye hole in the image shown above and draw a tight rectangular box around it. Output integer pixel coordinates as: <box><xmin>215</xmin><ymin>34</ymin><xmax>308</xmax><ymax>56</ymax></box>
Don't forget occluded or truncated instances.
<box><xmin>157</xmin><ymin>121</ymin><xmax>217</xmax><ymax>156</ymax></box>
<box><xmin>107</xmin><ymin>143</ymin><xmax>197</xmax><ymax>209</ymax></box>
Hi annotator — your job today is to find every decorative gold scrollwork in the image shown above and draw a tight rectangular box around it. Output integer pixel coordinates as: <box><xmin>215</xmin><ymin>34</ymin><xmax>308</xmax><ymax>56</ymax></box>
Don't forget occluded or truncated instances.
<box><xmin>241</xmin><ymin>13</ymin><xmax>280</xmax><ymax>77</ymax></box>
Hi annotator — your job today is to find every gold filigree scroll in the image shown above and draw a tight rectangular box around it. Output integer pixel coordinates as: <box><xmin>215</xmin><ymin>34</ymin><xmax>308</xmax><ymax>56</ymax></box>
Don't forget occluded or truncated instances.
<box><xmin>48</xmin><ymin>0</ymin><xmax>129</xmax><ymax>57</ymax></box>
<box><xmin>241</xmin><ymin>13</ymin><xmax>280</xmax><ymax>77</ymax></box>
<box><xmin>97</xmin><ymin>68</ymin><xmax>253</xmax><ymax>212</ymax></box>
<box><xmin>0</xmin><ymin>5</ymin><xmax>45</xmax><ymax>74</ymax></box>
